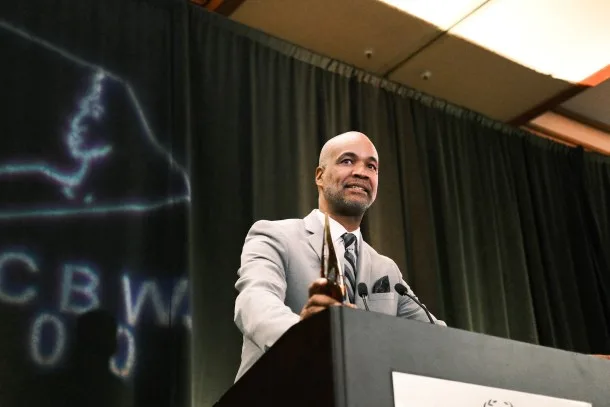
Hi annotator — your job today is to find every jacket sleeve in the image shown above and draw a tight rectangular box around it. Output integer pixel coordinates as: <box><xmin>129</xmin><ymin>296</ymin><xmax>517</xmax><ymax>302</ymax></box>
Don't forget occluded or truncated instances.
<box><xmin>395</xmin><ymin>267</ymin><xmax>447</xmax><ymax>326</ymax></box>
<box><xmin>234</xmin><ymin>220</ymin><xmax>301</xmax><ymax>352</ymax></box>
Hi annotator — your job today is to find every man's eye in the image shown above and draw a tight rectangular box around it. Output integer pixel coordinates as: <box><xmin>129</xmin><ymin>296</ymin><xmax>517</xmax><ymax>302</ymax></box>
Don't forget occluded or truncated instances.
<box><xmin>368</xmin><ymin>164</ymin><xmax>377</xmax><ymax>171</ymax></box>
<box><xmin>341</xmin><ymin>159</ymin><xmax>353</xmax><ymax>164</ymax></box>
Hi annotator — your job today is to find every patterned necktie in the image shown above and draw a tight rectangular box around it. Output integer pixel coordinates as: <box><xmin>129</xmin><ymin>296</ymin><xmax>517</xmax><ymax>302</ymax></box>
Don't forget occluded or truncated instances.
<box><xmin>342</xmin><ymin>233</ymin><xmax>358</xmax><ymax>304</ymax></box>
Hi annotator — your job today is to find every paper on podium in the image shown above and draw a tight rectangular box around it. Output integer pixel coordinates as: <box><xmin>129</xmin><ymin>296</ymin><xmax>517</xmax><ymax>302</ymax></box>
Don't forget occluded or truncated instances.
<box><xmin>392</xmin><ymin>371</ymin><xmax>592</xmax><ymax>407</ymax></box>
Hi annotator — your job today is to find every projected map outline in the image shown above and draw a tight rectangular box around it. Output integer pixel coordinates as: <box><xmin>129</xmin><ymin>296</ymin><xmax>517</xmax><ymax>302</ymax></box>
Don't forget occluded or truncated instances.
<box><xmin>0</xmin><ymin>70</ymin><xmax>112</xmax><ymax>201</ymax></box>
<box><xmin>0</xmin><ymin>19</ymin><xmax>192</xmax><ymax>381</ymax></box>
<box><xmin>0</xmin><ymin>20</ymin><xmax>191</xmax><ymax>220</ymax></box>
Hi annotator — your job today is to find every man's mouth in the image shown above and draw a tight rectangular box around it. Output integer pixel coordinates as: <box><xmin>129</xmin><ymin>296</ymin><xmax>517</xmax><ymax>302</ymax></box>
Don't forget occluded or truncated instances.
<box><xmin>345</xmin><ymin>184</ymin><xmax>369</xmax><ymax>194</ymax></box>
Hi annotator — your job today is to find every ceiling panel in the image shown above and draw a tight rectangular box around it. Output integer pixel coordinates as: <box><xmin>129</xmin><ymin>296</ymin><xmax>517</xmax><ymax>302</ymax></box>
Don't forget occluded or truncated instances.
<box><xmin>449</xmin><ymin>0</ymin><xmax>610</xmax><ymax>83</ymax></box>
<box><xmin>226</xmin><ymin>0</ymin><xmax>605</xmax><ymax>129</ymax></box>
<box><xmin>559</xmin><ymin>77</ymin><xmax>610</xmax><ymax>130</ymax></box>
<box><xmin>379</xmin><ymin>0</ymin><xmax>490</xmax><ymax>30</ymax></box>
<box><xmin>388</xmin><ymin>34</ymin><xmax>573</xmax><ymax>121</ymax></box>
<box><xmin>528</xmin><ymin>112</ymin><xmax>610</xmax><ymax>154</ymax></box>
<box><xmin>230</xmin><ymin>0</ymin><xmax>444</xmax><ymax>74</ymax></box>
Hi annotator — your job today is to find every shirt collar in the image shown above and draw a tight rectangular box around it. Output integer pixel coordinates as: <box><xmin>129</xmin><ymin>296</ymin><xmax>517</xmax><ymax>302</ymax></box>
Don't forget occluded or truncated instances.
<box><xmin>315</xmin><ymin>209</ymin><xmax>362</xmax><ymax>246</ymax></box>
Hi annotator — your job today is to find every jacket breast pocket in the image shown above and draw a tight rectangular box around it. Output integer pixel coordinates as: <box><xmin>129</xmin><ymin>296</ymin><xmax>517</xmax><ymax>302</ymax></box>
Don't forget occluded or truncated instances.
<box><xmin>367</xmin><ymin>292</ymin><xmax>397</xmax><ymax>315</ymax></box>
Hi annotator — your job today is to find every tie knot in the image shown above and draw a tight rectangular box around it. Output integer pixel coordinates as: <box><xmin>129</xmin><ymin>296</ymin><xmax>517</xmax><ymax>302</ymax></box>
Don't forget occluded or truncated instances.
<box><xmin>343</xmin><ymin>233</ymin><xmax>357</xmax><ymax>248</ymax></box>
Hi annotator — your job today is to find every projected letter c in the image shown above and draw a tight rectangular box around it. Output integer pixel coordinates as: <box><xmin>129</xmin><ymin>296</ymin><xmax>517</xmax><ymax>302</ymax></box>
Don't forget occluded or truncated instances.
<box><xmin>0</xmin><ymin>252</ymin><xmax>38</xmax><ymax>305</ymax></box>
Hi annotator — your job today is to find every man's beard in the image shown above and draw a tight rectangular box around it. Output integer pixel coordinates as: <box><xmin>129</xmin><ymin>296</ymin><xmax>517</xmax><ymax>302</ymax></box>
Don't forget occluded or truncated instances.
<box><xmin>324</xmin><ymin>187</ymin><xmax>370</xmax><ymax>216</ymax></box>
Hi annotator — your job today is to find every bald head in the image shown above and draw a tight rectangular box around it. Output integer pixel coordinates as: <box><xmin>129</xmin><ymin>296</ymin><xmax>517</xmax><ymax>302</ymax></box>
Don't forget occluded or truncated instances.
<box><xmin>318</xmin><ymin>131</ymin><xmax>377</xmax><ymax>168</ymax></box>
<box><xmin>315</xmin><ymin>131</ymin><xmax>379</xmax><ymax>220</ymax></box>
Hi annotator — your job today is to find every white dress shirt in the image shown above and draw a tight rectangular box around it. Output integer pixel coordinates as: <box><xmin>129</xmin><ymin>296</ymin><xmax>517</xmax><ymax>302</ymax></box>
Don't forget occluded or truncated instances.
<box><xmin>314</xmin><ymin>208</ymin><xmax>362</xmax><ymax>265</ymax></box>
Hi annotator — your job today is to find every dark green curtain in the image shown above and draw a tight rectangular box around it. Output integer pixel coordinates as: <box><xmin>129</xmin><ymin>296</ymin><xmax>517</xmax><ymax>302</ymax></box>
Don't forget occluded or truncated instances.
<box><xmin>188</xmin><ymin>6</ymin><xmax>610</xmax><ymax>405</ymax></box>
<box><xmin>403</xmin><ymin>105</ymin><xmax>539</xmax><ymax>340</ymax></box>
<box><xmin>581</xmin><ymin>153</ymin><xmax>610</xmax><ymax>344</ymax></box>
<box><xmin>517</xmin><ymin>143</ymin><xmax>609</xmax><ymax>352</ymax></box>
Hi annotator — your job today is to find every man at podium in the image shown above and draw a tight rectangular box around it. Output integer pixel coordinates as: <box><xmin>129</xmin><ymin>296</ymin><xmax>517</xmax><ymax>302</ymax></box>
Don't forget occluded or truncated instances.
<box><xmin>233</xmin><ymin>131</ymin><xmax>445</xmax><ymax>381</ymax></box>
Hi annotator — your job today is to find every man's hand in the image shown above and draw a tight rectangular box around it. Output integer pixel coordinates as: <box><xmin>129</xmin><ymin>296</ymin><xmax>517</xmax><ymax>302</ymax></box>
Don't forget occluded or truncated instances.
<box><xmin>299</xmin><ymin>278</ymin><xmax>355</xmax><ymax>321</ymax></box>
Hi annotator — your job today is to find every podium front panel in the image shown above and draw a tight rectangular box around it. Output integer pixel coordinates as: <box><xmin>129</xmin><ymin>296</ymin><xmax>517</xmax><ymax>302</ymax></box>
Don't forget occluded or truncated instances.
<box><xmin>340</xmin><ymin>308</ymin><xmax>610</xmax><ymax>407</ymax></box>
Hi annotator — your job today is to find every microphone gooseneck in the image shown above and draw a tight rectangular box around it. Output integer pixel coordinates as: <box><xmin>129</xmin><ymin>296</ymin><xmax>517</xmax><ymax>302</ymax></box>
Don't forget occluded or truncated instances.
<box><xmin>394</xmin><ymin>283</ymin><xmax>435</xmax><ymax>324</ymax></box>
<box><xmin>357</xmin><ymin>283</ymin><xmax>370</xmax><ymax>311</ymax></box>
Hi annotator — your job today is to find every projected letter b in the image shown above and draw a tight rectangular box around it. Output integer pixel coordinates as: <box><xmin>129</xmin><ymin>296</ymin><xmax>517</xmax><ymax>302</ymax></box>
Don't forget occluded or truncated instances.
<box><xmin>60</xmin><ymin>264</ymin><xmax>100</xmax><ymax>314</ymax></box>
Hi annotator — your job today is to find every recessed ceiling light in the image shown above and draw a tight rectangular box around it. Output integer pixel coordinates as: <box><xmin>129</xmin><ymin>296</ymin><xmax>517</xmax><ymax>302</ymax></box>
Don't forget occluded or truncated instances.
<box><xmin>378</xmin><ymin>0</ymin><xmax>487</xmax><ymax>30</ymax></box>
<box><xmin>378</xmin><ymin>0</ymin><xmax>609</xmax><ymax>83</ymax></box>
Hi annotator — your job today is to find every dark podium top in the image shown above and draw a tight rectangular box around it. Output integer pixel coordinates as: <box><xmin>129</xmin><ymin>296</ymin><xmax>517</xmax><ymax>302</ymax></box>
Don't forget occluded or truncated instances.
<box><xmin>216</xmin><ymin>307</ymin><xmax>610</xmax><ymax>407</ymax></box>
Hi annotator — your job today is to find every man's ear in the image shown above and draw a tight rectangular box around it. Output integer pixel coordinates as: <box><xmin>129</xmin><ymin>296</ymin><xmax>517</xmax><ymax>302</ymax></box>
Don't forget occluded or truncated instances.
<box><xmin>315</xmin><ymin>167</ymin><xmax>324</xmax><ymax>187</ymax></box>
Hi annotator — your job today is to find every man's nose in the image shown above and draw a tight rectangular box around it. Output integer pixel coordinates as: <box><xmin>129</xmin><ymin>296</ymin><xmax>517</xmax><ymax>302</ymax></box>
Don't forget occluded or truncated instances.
<box><xmin>351</xmin><ymin>163</ymin><xmax>369</xmax><ymax>178</ymax></box>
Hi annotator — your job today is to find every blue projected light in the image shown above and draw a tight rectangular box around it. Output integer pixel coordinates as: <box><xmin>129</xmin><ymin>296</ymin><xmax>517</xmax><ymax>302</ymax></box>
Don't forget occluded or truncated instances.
<box><xmin>30</xmin><ymin>312</ymin><xmax>67</xmax><ymax>367</ymax></box>
<box><xmin>0</xmin><ymin>252</ymin><xmax>39</xmax><ymax>305</ymax></box>
<box><xmin>60</xmin><ymin>264</ymin><xmax>101</xmax><ymax>315</ymax></box>
<box><xmin>122</xmin><ymin>275</ymin><xmax>189</xmax><ymax>327</ymax></box>
<box><xmin>0</xmin><ymin>71</ymin><xmax>112</xmax><ymax>200</ymax></box>
<box><xmin>0</xmin><ymin>18</ymin><xmax>192</xmax><ymax>385</ymax></box>
<box><xmin>0</xmin><ymin>250</ymin><xmax>193</xmax><ymax>379</ymax></box>
<box><xmin>0</xmin><ymin>20</ymin><xmax>191</xmax><ymax>220</ymax></box>
<box><xmin>110</xmin><ymin>325</ymin><xmax>136</xmax><ymax>378</ymax></box>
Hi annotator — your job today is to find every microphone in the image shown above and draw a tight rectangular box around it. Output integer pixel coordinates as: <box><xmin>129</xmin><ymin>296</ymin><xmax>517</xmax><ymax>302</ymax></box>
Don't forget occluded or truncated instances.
<box><xmin>357</xmin><ymin>283</ymin><xmax>370</xmax><ymax>311</ymax></box>
<box><xmin>394</xmin><ymin>283</ymin><xmax>435</xmax><ymax>324</ymax></box>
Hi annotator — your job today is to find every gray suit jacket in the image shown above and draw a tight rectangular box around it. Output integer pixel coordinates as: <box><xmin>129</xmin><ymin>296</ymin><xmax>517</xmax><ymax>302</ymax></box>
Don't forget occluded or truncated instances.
<box><xmin>234</xmin><ymin>210</ymin><xmax>445</xmax><ymax>381</ymax></box>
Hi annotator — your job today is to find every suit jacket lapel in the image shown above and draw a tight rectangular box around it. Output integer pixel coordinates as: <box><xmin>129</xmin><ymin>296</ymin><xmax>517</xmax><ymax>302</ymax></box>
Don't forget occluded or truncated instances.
<box><xmin>358</xmin><ymin>241</ymin><xmax>372</xmax><ymax>286</ymax></box>
<box><xmin>306</xmin><ymin>210</ymin><xmax>372</xmax><ymax>280</ymax></box>
<box><xmin>304</xmin><ymin>210</ymin><xmax>323</xmax><ymax>262</ymax></box>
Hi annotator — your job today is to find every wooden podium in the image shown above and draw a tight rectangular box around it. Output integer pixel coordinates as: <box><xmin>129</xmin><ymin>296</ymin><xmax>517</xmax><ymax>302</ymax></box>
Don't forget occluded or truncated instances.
<box><xmin>215</xmin><ymin>307</ymin><xmax>610</xmax><ymax>406</ymax></box>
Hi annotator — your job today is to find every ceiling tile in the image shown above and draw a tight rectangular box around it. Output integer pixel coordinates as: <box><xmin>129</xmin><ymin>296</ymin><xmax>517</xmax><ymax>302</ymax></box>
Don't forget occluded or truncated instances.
<box><xmin>230</xmin><ymin>0</ymin><xmax>443</xmax><ymax>74</ymax></box>
<box><xmin>379</xmin><ymin>0</ymin><xmax>489</xmax><ymax>30</ymax></box>
<box><xmin>388</xmin><ymin>34</ymin><xmax>573</xmax><ymax>121</ymax></box>
<box><xmin>560</xmin><ymin>78</ymin><xmax>610</xmax><ymax>130</ymax></box>
<box><xmin>449</xmin><ymin>0</ymin><xmax>610</xmax><ymax>83</ymax></box>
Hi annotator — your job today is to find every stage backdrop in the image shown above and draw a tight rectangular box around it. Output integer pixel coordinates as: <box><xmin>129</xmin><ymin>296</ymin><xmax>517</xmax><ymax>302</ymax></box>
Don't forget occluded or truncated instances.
<box><xmin>1</xmin><ymin>2</ymin><xmax>609</xmax><ymax>407</ymax></box>
<box><xmin>0</xmin><ymin>0</ymin><xmax>190</xmax><ymax>406</ymax></box>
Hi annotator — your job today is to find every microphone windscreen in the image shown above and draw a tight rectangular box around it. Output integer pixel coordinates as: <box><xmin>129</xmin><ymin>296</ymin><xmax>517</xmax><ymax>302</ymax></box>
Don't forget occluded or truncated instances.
<box><xmin>357</xmin><ymin>282</ymin><xmax>368</xmax><ymax>297</ymax></box>
<box><xmin>394</xmin><ymin>283</ymin><xmax>408</xmax><ymax>296</ymax></box>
